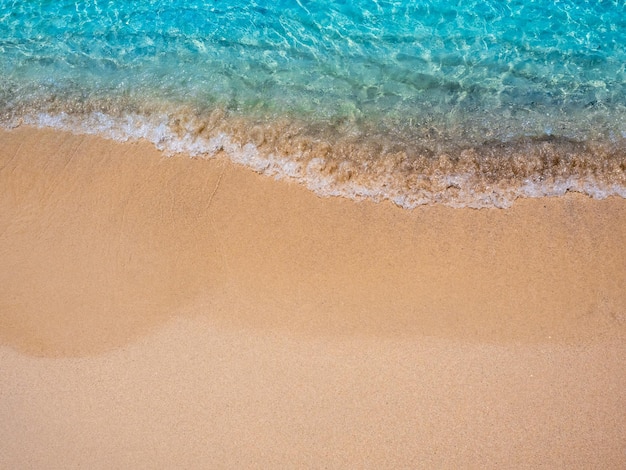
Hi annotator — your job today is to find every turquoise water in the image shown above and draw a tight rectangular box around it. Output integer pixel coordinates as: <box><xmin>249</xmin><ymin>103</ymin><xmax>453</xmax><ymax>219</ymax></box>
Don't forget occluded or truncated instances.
<box><xmin>1</xmin><ymin>0</ymin><xmax>625</xmax><ymax>207</ymax></box>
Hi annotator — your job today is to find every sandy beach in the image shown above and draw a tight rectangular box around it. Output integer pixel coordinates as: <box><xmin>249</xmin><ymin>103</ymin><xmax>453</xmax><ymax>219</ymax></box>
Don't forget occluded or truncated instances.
<box><xmin>1</xmin><ymin>126</ymin><xmax>625</xmax><ymax>467</ymax></box>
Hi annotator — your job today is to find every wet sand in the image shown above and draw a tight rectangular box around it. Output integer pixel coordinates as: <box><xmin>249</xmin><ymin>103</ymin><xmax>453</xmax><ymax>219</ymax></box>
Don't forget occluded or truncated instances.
<box><xmin>1</xmin><ymin>126</ymin><xmax>625</xmax><ymax>467</ymax></box>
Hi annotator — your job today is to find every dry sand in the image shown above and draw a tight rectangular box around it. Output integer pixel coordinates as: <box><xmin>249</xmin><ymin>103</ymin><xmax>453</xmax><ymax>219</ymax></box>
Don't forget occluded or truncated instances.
<box><xmin>1</xmin><ymin>126</ymin><xmax>625</xmax><ymax>467</ymax></box>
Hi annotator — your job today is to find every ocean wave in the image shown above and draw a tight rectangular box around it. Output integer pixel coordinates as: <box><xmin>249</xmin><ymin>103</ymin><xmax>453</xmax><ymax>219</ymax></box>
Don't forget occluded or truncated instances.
<box><xmin>6</xmin><ymin>108</ymin><xmax>626</xmax><ymax>209</ymax></box>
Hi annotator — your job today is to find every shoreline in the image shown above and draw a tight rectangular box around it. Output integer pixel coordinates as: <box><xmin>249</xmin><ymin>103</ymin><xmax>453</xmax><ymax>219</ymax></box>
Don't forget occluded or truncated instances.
<box><xmin>9</xmin><ymin>111</ymin><xmax>626</xmax><ymax>209</ymax></box>
<box><xmin>1</xmin><ymin>126</ymin><xmax>625</xmax><ymax>466</ymax></box>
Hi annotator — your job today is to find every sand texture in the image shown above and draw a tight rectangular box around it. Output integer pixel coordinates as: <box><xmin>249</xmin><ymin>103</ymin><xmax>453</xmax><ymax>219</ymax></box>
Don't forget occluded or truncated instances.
<box><xmin>1</xmin><ymin>127</ymin><xmax>625</xmax><ymax>467</ymax></box>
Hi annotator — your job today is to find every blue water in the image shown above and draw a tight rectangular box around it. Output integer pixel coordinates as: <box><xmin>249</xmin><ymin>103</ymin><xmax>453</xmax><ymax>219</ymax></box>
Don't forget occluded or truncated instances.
<box><xmin>1</xmin><ymin>0</ymin><xmax>626</xmax><ymax>207</ymax></box>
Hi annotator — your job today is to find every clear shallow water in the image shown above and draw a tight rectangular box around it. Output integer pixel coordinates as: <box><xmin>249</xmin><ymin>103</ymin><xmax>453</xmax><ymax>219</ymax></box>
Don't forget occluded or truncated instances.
<box><xmin>1</xmin><ymin>0</ymin><xmax>625</xmax><ymax>207</ymax></box>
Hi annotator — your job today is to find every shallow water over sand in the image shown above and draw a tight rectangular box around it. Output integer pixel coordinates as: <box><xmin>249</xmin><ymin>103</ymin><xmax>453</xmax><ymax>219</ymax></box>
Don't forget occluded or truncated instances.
<box><xmin>1</xmin><ymin>0</ymin><xmax>625</xmax><ymax>207</ymax></box>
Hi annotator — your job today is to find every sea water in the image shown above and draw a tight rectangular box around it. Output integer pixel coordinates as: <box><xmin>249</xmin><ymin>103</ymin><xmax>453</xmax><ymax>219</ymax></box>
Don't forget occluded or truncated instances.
<box><xmin>1</xmin><ymin>0</ymin><xmax>625</xmax><ymax>207</ymax></box>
